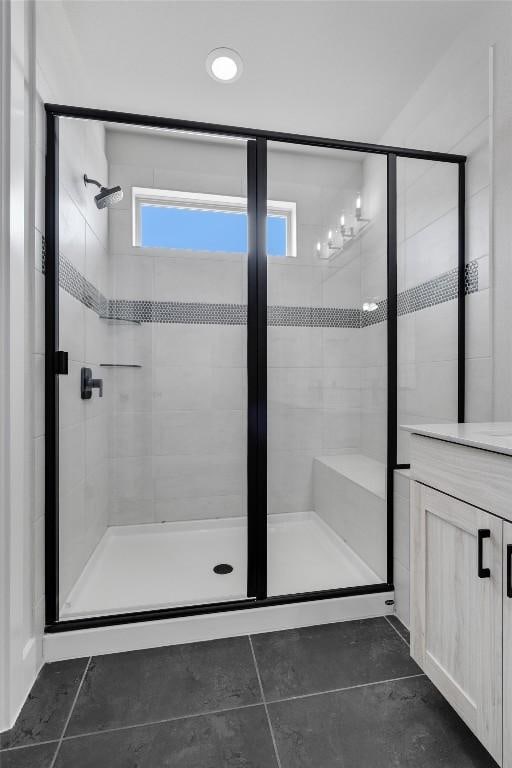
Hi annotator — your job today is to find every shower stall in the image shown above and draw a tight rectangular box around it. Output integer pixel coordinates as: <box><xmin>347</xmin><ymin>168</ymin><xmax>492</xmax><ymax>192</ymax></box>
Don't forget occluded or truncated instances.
<box><xmin>44</xmin><ymin>105</ymin><xmax>466</xmax><ymax>632</ymax></box>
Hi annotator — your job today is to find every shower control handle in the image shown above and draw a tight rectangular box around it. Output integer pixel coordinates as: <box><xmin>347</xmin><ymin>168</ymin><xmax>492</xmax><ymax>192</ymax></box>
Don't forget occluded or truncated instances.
<box><xmin>81</xmin><ymin>367</ymin><xmax>103</xmax><ymax>399</ymax></box>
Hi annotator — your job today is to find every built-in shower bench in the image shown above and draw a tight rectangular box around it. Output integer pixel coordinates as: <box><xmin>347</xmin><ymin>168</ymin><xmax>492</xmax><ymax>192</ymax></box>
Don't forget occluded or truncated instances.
<box><xmin>314</xmin><ymin>454</ymin><xmax>386</xmax><ymax>499</ymax></box>
<box><xmin>313</xmin><ymin>454</ymin><xmax>387</xmax><ymax>580</ymax></box>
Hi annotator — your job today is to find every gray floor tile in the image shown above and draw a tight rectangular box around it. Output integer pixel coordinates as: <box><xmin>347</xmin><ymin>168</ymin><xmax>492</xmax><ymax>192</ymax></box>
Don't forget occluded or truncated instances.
<box><xmin>66</xmin><ymin>636</ymin><xmax>261</xmax><ymax>736</ymax></box>
<box><xmin>269</xmin><ymin>675</ymin><xmax>498</xmax><ymax>768</ymax></box>
<box><xmin>0</xmin><ymin>742</ymin><xmax>59</xmax><ymax>768</ymax></box>
<box><xmin>56</xmin><ymin>706</ymin><xmax>278</xmax><ymax>768</ymax></box>
<box><xmin>0</xmin><ymin>659</ymin><xmax>88</xmax><ymax>749</ymax></box>
<box><xmin>387</xmin><ymin>614</ymin><xmax>410</xmax><ymax>644</ymax></box>
<box><xmin>251</xmin><ymin>617</ymin><xmax>420</xmax><ymax>700</ymax></box>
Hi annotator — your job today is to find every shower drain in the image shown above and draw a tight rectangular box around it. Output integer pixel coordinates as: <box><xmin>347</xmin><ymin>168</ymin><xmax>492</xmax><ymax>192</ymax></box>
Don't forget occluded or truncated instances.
<box><xmin>213</xmin><ymin>563</ymin><xmax>233</xmax><ymax>574</ymax></box>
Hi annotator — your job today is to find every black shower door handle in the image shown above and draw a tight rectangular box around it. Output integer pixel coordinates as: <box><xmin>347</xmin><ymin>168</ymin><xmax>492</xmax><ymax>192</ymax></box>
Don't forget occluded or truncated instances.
<box><xmin>477</xmin><ymin>529</ymin><xmax>491</xmax><ymax>578</ymax></box>
<box><xmin>56</xmin><ymin>350</ymin><xmax>68</xmax><ymax>374</ymax></box>
<box><xmin>507</xmin><ymin>544</ymin><xmax>512</xmax><ymax>598</ymax></box>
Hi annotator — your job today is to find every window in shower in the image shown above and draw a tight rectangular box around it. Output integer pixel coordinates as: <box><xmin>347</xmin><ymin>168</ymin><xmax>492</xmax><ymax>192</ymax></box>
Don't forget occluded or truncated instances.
<box><xmin>133</xmin><ymin>187</ymin><xmax>296</xmax><ymax>257</ymax></box>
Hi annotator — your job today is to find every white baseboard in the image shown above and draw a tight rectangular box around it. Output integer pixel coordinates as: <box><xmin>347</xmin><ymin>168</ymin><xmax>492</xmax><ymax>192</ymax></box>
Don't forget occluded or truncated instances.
<box><xmin>44</xmin><ymin>592</ymin><xmax>394</xmax><ymax>662</ymax></box>
<box><xmin>0</xmin><ymin>635</ymin><xmax>41</xmax><ymax>733</ymax></box>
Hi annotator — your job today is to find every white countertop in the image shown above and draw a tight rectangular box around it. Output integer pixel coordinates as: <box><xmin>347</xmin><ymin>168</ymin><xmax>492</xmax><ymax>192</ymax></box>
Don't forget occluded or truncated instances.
<box><xmin>401</xmin><ymin>422</ymin><xmax>512</xmax><ymax>457</ymax></box>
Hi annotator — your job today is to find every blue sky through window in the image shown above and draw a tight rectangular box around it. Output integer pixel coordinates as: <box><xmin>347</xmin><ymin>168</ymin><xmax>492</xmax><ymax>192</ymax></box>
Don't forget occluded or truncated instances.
<box><xmin>140</xmin><ymin>205</ymin><xmax>287</xmax><ymax>256</ymax></box>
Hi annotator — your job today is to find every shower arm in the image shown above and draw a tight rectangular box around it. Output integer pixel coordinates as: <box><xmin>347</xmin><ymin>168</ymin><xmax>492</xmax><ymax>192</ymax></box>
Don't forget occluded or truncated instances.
<box><xmin>83</xmin><ymin>174</ymin><xmax>102</xmax><ymax>189</ymax></box>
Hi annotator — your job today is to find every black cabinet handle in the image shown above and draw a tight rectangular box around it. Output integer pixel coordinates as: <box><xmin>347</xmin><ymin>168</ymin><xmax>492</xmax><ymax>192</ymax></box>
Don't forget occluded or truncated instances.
<box><xmin>477</xmin><ymin>529</ymin><xmax>491</xmax><ymax>578</ymax></box>
<box><xmin>507</xmin><ymin>544</ymin><xmax>512</xmax><ymax>598</ymax></box>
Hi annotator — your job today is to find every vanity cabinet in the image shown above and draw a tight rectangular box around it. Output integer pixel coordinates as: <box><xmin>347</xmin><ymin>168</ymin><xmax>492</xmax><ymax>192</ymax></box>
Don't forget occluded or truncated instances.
<box><xmin>410</xmin><ymin>483</ymin><xmax>502</xmax><ymax>763</ymax></box>
<box><xmin>504</xmin><ymin>522</ymin><xmax>512</xmax><ymax>768</ymax></box>
<box><xmin>408</xmin><ymin>429</ymin><xmax>512</xmax><ymax>768</ymax></box>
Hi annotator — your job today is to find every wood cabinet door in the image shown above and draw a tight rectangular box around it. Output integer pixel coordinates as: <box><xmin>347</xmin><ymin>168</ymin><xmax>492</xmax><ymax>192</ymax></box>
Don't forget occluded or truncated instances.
<box><xmin>504</xmin><ymin>521</ymin><xmax>512</xmax><ymax>768</ymax></box>
<box><xmin>410</xmin><ymin>482</ymin><xmax>503</xmax><ymax>763</ymax></box>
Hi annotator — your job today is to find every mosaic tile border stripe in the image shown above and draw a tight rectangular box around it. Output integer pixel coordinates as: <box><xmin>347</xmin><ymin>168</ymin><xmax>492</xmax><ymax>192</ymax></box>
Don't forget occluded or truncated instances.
<box><xmin>269</xmin><ymin>306</ymin><xmax>361</xmax><ymax>328</ymax></box>
<box><xmin>58</xmin><ymin>253</ymin><xmax>109</xmax><ymax>317</ymax></box>
<box><xmin>102</xmin><ymin>302</ymin><xmax>363</xmax><ymax>327</ymax></box>
<box><xmin>397</xmin><ymin>262</ymin><xmax>477</xmax><ymax>318</ymax></box>
<box><xmin>45</xmin><ymin>237</ymin><xmax>479</xmax><ymax>329</ymax></box>
<box><xmin>362</xmin><ymin>261</ymin><xmax>478</xmax><ymax>327</ymax></box>
<box><xmin>107</xmin><ymin>299</ymin><xmax>247</xmax><ymax>325</ymax></box>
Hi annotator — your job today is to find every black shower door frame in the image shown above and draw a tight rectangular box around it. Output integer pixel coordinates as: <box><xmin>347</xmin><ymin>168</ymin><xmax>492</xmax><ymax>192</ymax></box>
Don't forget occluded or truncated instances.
<box><xmin>44</xmin><ymin>103</ymin><xmax>466</xmax><ymax>633</ymax></box>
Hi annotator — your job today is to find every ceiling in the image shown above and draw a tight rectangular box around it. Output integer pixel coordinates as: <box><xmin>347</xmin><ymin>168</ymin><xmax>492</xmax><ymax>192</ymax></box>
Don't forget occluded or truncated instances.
<box><xmin>61</xmin><ymin>0</ymin><xmax>487</xmax><ymax>144</ymax></box>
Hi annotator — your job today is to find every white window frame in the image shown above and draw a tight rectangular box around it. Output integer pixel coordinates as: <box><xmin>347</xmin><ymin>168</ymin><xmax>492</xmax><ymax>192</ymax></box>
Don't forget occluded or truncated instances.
<box><xmin>132</xmin><ymin>186</ymin><xmax>297</xmax><ymax>257</ymax></box>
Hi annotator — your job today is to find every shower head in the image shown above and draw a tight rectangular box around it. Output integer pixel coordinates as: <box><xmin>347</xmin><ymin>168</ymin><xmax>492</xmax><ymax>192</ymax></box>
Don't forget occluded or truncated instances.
<box><xmin>84</xmin><ymin>174</ymin><xmax>123</xmax><ymax>209</ymax></box>
<box><xmin>94</xmin><ymin>184</ymin><xmax>123</xmax><ymax>209</ymax></box>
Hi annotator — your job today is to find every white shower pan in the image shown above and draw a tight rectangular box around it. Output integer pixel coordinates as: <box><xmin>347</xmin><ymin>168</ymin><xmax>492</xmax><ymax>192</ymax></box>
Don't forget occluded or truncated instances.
<box><xmin>61</xmin><ymin>511</ymin><xmax>380</xmax><ymax>619</ymax></box>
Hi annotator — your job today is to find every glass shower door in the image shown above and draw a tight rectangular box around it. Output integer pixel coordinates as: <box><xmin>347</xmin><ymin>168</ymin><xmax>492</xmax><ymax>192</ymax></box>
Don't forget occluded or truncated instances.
<box><xmin>56</xmin><ymin>117</ymin><xmax>250</xmax><ymax>619</ymax></box>
<box><xmin>266</xmin><ymin>141</ymin><xmax>388</xmax><ymax>596</ymax></box>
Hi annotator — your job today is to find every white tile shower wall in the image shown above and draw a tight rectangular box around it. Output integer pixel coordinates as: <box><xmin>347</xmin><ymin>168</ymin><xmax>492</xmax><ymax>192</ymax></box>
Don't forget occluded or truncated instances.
<box><xmin>106</xmin><ymin>131</ymin><xmax>248</xmax><ymax>524</ymax></box>
<box><xmin>396</xmin><ymin>158</ymin><xmax>460</xmax><ymax>463</ymax></box>
<box><xmin>57</xmin><ymin>117</ymin><xmax>111</xmax><ymax>605</ymax></box>
<box><xmin>359</xmin><ymin>155</ymin><xmax>388</xmax><ymax>464</ymax></box>
<box><xmin>267</xmin><ymin>148</ymin><xmax>362</xmax><ymax>515</ymax></box>
<box><xmin>106</xmin><ymin>133</ymin><xmax>366</xmax><ymax>523</ymax></box>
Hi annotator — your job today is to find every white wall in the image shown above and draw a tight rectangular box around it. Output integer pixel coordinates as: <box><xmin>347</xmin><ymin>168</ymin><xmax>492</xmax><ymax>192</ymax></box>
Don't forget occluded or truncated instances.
<box><xmin>0</xmin><ymin>0</ymin><xmax>38</xmax><ymax>734</ymax></box>
<box><xmin>0</xmin><ymin>0</ymin><xmax>96</xmax><ymax>731</ymax></box>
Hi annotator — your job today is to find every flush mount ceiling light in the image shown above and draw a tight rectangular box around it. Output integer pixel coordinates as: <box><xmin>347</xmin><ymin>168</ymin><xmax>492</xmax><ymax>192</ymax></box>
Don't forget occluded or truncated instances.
<box><xmin>206</xmin><ymin>47</ymin><xmax>243</xmax><ymax>83</ymax></box>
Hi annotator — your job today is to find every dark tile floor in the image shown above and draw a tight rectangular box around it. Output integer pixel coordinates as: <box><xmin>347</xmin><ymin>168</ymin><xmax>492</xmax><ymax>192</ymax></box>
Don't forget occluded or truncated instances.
<box><xmin>0</xmin><ymin>616</ymin><xmax>498</xmax><ymax>768</ymax></box>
